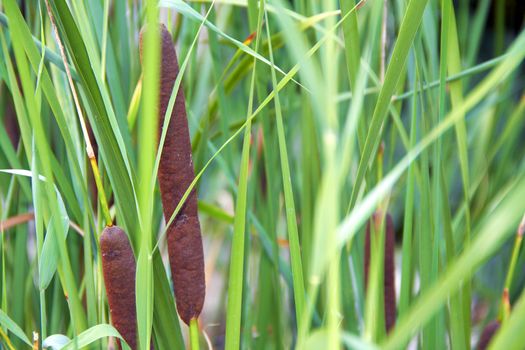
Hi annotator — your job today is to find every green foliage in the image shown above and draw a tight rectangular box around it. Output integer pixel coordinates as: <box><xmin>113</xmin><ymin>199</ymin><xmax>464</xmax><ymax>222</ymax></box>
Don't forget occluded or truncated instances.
<box><xmin>0</xmin><ymin>0</ymin><xmax>524</xmax><ymax>349</ymax></box>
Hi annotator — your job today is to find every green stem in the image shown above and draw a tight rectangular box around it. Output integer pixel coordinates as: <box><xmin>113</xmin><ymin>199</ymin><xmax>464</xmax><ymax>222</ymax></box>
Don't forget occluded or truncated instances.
<box><xmin>499</xmin><ymin>213</ymin><xmax>525</xmax><ymax>320</ymax></box>
<box><xmin>264</xmin><ymin>6</ymin><xmax>306</xmax><ymax>330</ymax></box>
<box><xmin>89</xmin><ymin>157</ymin><xmax>112</xmax><ymax>227</ymax></box>
<box><xmin>503</xmin><ymin>236</ymin><xmax>522</xmax><ymax>295</ymax></box>
<box><xmin>189</xmin><ymin>318</ymin><xmax>200</xmax><ymax>350</ymax></box>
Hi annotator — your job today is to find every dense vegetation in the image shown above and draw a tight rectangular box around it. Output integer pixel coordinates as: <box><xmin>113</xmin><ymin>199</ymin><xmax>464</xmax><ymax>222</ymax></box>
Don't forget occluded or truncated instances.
<box><xmin>0</xmin><ymin>0</ymin><xmax>524</xmax><ymax>349</ymax></box>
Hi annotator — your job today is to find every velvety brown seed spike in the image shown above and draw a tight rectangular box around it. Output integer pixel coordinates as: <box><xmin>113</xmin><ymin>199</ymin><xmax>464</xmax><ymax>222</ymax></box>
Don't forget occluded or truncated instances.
<box><xmin>100</xmin><ymin>226</ymin><xmax>137</xmax><ymax>350</ymax></box>
<box><xmin>4</xmin><ymin>97</ymin><xmax>19</xmax><ymax>147</ymax></box>
<box><xmin>477</xmin><ymin>320</ymin><xmax>500</xmax><ymax>350</ymax></box>
<box><xmin>364</xmin><ymin>212</ymin><xmax>396</xmax><ymax>332</ymax></box>
<box><xmin>139</xmin><ymin>24</ymin><xmax>205</xmax><ymax>325</ymax></box>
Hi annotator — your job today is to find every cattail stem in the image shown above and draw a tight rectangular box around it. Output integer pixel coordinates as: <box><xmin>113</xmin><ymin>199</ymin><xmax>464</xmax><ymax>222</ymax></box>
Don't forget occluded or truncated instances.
<box><xmin>189</xmin><ymin>318</ymin><xmax>200</xmax><ymax>350</ymax></box>
<box><xmin>44</xmin><ymin>0</ymin><xmax>112</xmax><ymax>227</ymax></box>
<box><xmin>90</xmin><ymin>158</ymin><xmax>112</xmax><ymax>227</ymax></box>
<box><xmin>380</xmin><ymin>0</ymin><xmax>387</xmax><ymax>82</ymax></box>
<box><xmin>127</xmin><ymin>76</ymin><xmax>143</xmax><ymax>131</ymax></box>
<box><xmin>499</xmin><ymin>212</ymin><xmax>525</xmax><ymax>320</ymax></box>
<box><xmin>503</xmin><ymin>234</ymin><xmax>521</xmax><ymax>290</ymax></box>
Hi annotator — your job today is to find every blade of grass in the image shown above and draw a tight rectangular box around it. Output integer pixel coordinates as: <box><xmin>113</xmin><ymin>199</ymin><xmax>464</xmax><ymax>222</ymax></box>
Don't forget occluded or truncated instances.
<box><xmin>2</xmin><ymin>3</ymin><xmax>91</xmax><ymax>227</ymax></box>
<box><xmin>135</xmin><ymin>1</ymin><xmax>161</xmax><ymax>348</ymax></box>
<box><xmin>384</xmin><ymin>176</ymin><xmax>525</xmax><ymax>350</ymax></box>
<box><xmin>61</xmin><ymin>324</ymin><xmax>131</xmax><ymax>350</ymax></box>
<box><xmin>225</xmin><ymin>3</ymin><xmax>266</xmax><ymax>348</ymax></box>
<box><xmin>445</xmin><ymin>2</ymin><xmax>472</xmax><ymax>346</ymax></box>
<box><xmin>0</xmin><ymin>309</ymin><xmax>31</xmax><ymax>347</ymax></box>
<box><xmin>264</xmin><ymin>6</ymin><xmax>305</xmax><ymax>332</ymax></box>
<box><xmin>4</xmin><ymin>0</ymin><xmax>87</xmax><ymax>333</ymax></box>
<box><xmin>223</xmin><ymin>75</ymin><xmax>253</xmax><ymax>350</ymax></box>
<box><xmin>337</xmin><ymin>26</ymin><xmax>525</xmax><ymax>266</ymax></box>
<box><xmin>161</xmin><ymin>0</ymin><xmax>303</xmax><ymax>89</ymax></box>
<box><xmin>346</xmin><ymin>0</ymin><xmax>430</xmax><ymax>213</ymax></box>
<box><xmin>398</xmin><ymin>56</ymin><xmax>417</xmax><ymax>318</ymax></box>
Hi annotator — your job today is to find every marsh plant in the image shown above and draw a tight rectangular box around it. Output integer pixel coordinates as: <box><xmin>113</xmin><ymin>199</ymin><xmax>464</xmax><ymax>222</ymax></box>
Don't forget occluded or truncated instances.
<box><xmin>0</xmin><ymin>0</ymin><xmax>524</xmax><ymax>349</ymax></box>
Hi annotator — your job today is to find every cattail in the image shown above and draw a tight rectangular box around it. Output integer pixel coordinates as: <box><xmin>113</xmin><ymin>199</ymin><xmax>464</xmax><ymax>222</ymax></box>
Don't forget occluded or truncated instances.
<box><xmin>4</xmin><ymin>97</ymin><xmax>19</xmax><ymax>147</ymax></box>
<box><xmin>100</xmin><ymin>226</ymin><xmax>137</xmax><ymax>350</ymax></box>
<box><xmin>139</xmin><ymin>24</ymin><xmax>205</xmax><ymax>325</ymax></box>
<box><xmin>364</xmin><ymin>212</ymin><xmax>396</xmax><ymax>332</ymax></box>
<box><xmin>477</xmin><ymin>320</ymin><xmax>500</xmax><ymax>350</ymax></box>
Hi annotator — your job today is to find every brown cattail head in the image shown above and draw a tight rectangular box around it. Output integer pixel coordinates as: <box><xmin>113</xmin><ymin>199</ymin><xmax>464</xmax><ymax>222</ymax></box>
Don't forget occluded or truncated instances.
<box><xmin>364</xmin><ymin>212</ymin><xmax>396</xmax><ymax>332</ymax></box>
<box><xmin>100</xmin><ymin>226</ymin><xmax>137</xmax><ymax>350</ymax></box>
<box><xmin>477</xmin><ymin>320</ymin><xmax>500</xmax><ymax>350</ymax></box>
<box><xmin>139</xmin><ymin>24</ymin><xmax>205</xmax><ymax>325</ymax></box>
<box><xmin>4</xmin><ymin>97</ymin><xmax>19</xmax><ymax>147</ymax></box>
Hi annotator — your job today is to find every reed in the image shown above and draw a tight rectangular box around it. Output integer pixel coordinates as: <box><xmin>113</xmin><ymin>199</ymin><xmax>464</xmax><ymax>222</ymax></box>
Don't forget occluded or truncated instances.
<box><xmin>477</xmin><ymin>320</ymin><xmax>500</xmax><ymax>350</ymax></box>
<box><xmin>364</xmin><ymin>212</ymin><xmax>396</xmax><ymax>332</ymax></box>
<box><xmin>139</xmin><ymin>24</ymin><xmax>205</xmax><ymax>325</ymax></box>
<box><xmin>100</xmin><ymin>226</ymin><xmax>138</xmax><ymax>350</ymax></box>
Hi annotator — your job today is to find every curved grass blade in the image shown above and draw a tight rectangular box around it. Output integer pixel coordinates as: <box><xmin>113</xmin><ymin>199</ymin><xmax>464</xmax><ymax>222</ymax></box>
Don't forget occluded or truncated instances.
<box><xmin>0</xmin><ymin>309</ymin><xmax>31</xmax><ymax>347</ymax></box>
<box><xmin>346</xmin><ymin>0</ymin><xmax>430</xmax><ymax>213</ymax></box>
<box><xmin>224</xmin><ymin>3</ymin><xmax>265</xmax><ymax>348</ymax></box>
<box><xmin>264</xmin><ymin>7</ymin><xmax>305</xmax><ymax>331</ymax></box>
<box><xmin>39</xmin><ymin>212</ymin><xmax>69</xmax><ymax>291</ymax></box>
<box><xmin>61</xmin><ymin>324</ymin><xmax>131</xmax><ymax>350</ymax></box>
<box><xmin>160</xmin><ymin>0</ymin><xmax>302</xmax><ymax>89</ymax></box>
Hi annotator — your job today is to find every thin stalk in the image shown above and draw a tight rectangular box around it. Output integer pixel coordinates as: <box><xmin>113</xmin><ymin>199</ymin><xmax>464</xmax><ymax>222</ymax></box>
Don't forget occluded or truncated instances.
<box><xmin>90</xmin><ymin>158</ymin><xmax>112</xmax><ymax>227</ymax></box>
<box><xmin>31</xmin><ymin>145</ymin><xmax>48</xmax><ymax>342</ymax></box>
<box><xmin>431</xmin><ymin>0</ymin><xmax>450</xmax><ymax>346</ymax></box>
<box><xmin>340</xmin><ymin>0</ymin><xmax>365</xmax><ymax>148</ymax></box>
<box><xmin>224</xmin><ymin>3</ymin><xmax>263</xmax><ymax>348</ymax></box>
<box><xmin>264</xmin><ymin>6</ymin><xmax>305</xmax><ymax>329</ymax></box>
<box><xmin>346</xmin><ymin>0</ymin><xmax>430</xmax><ymax>214</ymax></box>
<box><xmin>336</xmin><ymin>53</ymin><xmax>509</xmax><ymax>103</ymax></box>
<box><xmin>380</xmin><ymin>0</ymin><xmax>387</xmax><ymax>81</ymax></box>
<box><xmin>399</xmin><ymin>60</ymin><xmax>417</xmax><ymax>317</ymax></box>
<box><xmin>100</xmin><ymin>0</ymin><xmax>110</xmax><ymax>83</ymax></box>
<box><xmin>503</xmin><ymin>213</ymin><xmax>525</xmax><ymax>291</ymax></box>
<box><xmin>494</xmin><ymin>0</ymin><xmax>505</xmax><ymax>55</ymax></box>
<box><xmin>445</xmin><ymin>3</ymin><xmax>472</xmax><ymax>342</ymax></box>
<box><xmin>439</xmin><ymin>166</ymin><xmax>466</xmax><ymax>350</ymax></box>
<box><xmin>189</xmin><ymin>319</ymin><xmax>200</xmax><ymax>350</ymax></box>
<box><xmin>499</xmin><ymin>213</ymin><xmax>525</xmax><ymax>320</ymax></box>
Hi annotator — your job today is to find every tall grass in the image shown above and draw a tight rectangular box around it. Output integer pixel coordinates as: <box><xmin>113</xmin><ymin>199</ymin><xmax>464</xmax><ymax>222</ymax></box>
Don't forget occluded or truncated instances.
<box><xmin>0</xmin><ymin>0</ymin><xmax>524</xmax><ymax>349</ymax></box>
